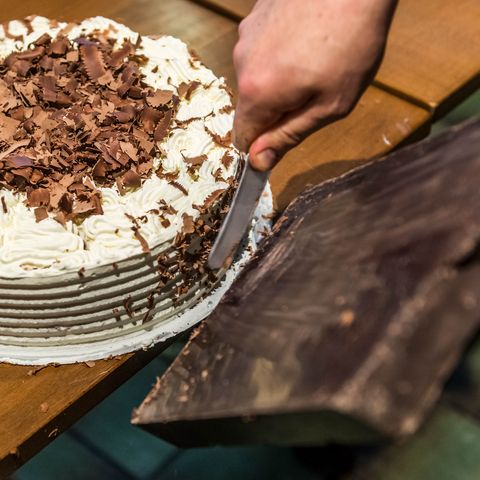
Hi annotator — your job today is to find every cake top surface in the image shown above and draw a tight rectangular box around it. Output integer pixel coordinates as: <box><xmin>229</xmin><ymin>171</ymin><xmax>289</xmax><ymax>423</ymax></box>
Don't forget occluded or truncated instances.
<box><xmin>0</xmin><ymin>16</ymin><xmax>239</xmax><ymax>277</ymax></box>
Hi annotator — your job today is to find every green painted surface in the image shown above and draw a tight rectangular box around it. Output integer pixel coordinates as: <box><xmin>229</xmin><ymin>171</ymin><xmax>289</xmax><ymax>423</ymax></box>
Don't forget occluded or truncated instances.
<box><xmin>356</xmin><ymin>408</ymin><xmax>480</xmax><ymax>480</ymax></box>
<box><xmin>14</xmin><ymin>432</ymin><xmax>132</xmax><ymax>480</ymax></box>
<box><xmin>446</xmin><ymin>336</ymin><xmax>480</xmax><ymax>418</ymax></box>
<box><xmin>432</xmin><ymin>90</ymin><xmax>480</xmax><ymax>135</ymax></box>
<box><xmin>158</xmin><ymin>446</ymin><xmax>318</xmax><ymax>480</ymax></box>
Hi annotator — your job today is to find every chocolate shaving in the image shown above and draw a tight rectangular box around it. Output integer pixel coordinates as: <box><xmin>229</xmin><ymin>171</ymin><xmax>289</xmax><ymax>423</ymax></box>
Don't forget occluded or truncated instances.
<box><xmin>49</xmin><ymin>36</ymin><xmax>69</xmax><ymax>56</ymax></box>
<box><xmin>120</xmin><ymin>141</ymin><xmax>138</xmax><ymax>161</ymax></box>
<box><xmin>92</xmin><ymin>159</ymin><xmax>107</xmax><ymax>178</ymax></box>
<box><xmin>109</xmin><ymin>40</ymin><xmax>134</xmax><ymax>67</ymax></box>
<box><xmin>27</xmin><ymin>188</ymin><xmax>50</xmax><ymax>207</ymax></box>
<box><xmin>218</xmin><ymin>104</ymin><xmax>234</xmax><ymax>115</ymax></box>
<box><xmin>120</xmin><ymin>169</ymin><xmax>142</xmax><ymax>190</ymax></box>
<box><xmin>34</xmin><ymin>33</ymin><xmax>51</xmax><ymax>46</ymax></box>
<box><xmin>221</xmin><ymin>152</ymin><xmax>235</xmax><ymax>169</ymax></box>
<box><xmin>182</xmin><ymin>213</ymin><xmax>195</xmax><ymax>234</ymax></box>
<box><xmin>4</xmin><ymin>155</ymin><xmax>33</xmax><ymax>168</ymax></box>
<box><xmin>140</xmin><ymin>107</ymin><xmax>162</xmax><ymax>134</ymax></box>
<box><xmin>183</xmin><ymin>154</ymin><xmax>207</xmax><ymax>166</ymax></box>
<box><xmin>170</xmin><ymin>181</ymin><xmax>188</xmax><ymax>196</ymax></box>
<box><xmin>58</xmin><ymin>193</ymin><xmax>73</xmax><ymax>213</ymax></box>
<box><xmin>0</xmin><ymin>113</ymin><xmax>20</xmax><ymax>142</ymax></box>
<box><xmin>178</xmin><ymin>81</ymin><xmax>200</xmax><ymax>100</ymax></box>
<box><xmin>202</xmin><ymin>189</ymin><xmax>225</xmax><ymax>209</ymax></box>
<box><xmin>123</xmin><ymin>296</ymin><xmax>134</xmax><ymax>317</ymax></box>
<box><xmin>1</xmin><ymin>196</ymin><xmax>7</xmax><ymax>213</ymax></box>
<box><xmin>15</xmin><ymin>46</ymin><xmax>46</xmax><ymax>62</ymax></box>
<box><xmin>133</xmin><ymin>227</ymin><xmax>150</xmax><ymax>253</ymax></box>
<box><xmin>34</xmin><ymin>206</ymin><xmax>48</xmax><ymax>222</ymax></box>
<box><xmin>147</xmin><ymin>89</ymin><xmax>174</xmax><ymax>107</ymax></box>
<box><xmin>79</xmin><ymin>41</ymin><xmax>107</xmax><ymax>80</ymax></box>
<box><xmin>207</xmin><ymin>128</ymin><xmax>232</xmax><ymax>147</ymax></box>
<box><xmin>154</xmin><ymin>110</ymin><xmax>172</xmax><ymax>142</ymax></box>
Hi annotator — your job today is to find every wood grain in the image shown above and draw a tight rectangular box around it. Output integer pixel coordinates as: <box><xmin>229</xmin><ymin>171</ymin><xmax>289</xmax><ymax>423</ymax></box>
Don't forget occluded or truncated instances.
<box><xmin>271</xmin><ymin>85</ymin><xmax>430</xmax><ymax>211</ymax></box>
<box><xmin>192</xmin><ymin>0</ymin><xmax>254</xmax><ymax>20</ymax></box>
<box><xmin>134</xmin><ymin>119</ymin><xmax>480</xmax><ymax>447</ymax></box>
<box><xmin>376</xmin><ymin>0</ymin><xmax>480</xmax><ymax>116</ymax></box>
<box><xmin>0</xmin><ymin>347</ymin><xmax>170</xmax><ymax>477</ymax></box>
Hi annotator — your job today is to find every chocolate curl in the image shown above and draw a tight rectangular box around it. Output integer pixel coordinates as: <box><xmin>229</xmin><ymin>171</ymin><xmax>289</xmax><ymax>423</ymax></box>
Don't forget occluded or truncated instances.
<box><xmin>183</xmin><ymin>154</ymin><xmax>207</xmax><ymax>166</ymax></box>
<box><xmin>79</xmin><ymin>42</ymin><xmax>107</xmax><ymax>80</ymax></box>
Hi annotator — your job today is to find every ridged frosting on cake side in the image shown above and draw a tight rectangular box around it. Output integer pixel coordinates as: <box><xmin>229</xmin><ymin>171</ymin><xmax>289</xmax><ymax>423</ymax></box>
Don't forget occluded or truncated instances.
<box><xmin>0</xmin><ymin>16</ymin><xmax>239</xmax><ymax>277</ymax></box>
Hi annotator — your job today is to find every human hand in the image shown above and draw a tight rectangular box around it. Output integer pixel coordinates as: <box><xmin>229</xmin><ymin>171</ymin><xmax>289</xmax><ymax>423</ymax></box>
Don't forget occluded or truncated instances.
<box><xmin>232</xmin><ymin>0</ymin><xmax>398</xmax><ymax>171</ymax></box>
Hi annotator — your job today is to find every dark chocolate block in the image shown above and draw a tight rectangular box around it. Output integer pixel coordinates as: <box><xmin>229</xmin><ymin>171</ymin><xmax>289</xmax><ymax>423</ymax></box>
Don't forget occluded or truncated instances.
<box><xmin>133</xmin><ymin>119</ymin><xmax>480</xmax><ymax>447</ymax></box>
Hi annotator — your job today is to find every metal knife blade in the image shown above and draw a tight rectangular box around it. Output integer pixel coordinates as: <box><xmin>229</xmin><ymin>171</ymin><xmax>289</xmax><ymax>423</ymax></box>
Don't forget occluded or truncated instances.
<box><xmin>208</xmin><ymin>154</ymin><xmax>269</xmax><ymax>270</ymax></box>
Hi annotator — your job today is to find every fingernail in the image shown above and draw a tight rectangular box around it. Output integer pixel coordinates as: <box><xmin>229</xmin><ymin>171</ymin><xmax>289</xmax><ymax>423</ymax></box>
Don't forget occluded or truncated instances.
<box><xmin>253</xmin><ymin>149</ymin><xmax>277</xmax><ymax>171</ymax></box>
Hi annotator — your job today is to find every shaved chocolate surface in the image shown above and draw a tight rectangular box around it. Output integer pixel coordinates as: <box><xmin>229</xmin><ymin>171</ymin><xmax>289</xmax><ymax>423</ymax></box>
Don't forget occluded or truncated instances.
<box><xmin>0</xmin><ymin>16</ymin><xmax>242</xmax><ymax>284</ymax></box>
<box><xmin>0</xmin><ymin>30</ymin><xmax>179</xmax><ymax>223</ymax></box>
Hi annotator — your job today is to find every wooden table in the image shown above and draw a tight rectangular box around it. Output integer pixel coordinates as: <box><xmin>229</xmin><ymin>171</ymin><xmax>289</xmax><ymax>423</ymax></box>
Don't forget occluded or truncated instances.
<box><xmin>1</xmin><ymin>0</ymin><xmax>479</xmax><ymax>477</ymax></box>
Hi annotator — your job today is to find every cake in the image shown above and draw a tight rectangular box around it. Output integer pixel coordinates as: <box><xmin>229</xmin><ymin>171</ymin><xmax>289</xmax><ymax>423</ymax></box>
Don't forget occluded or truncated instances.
<box><xmin>0</xmin><ymin>16</ymin><xmax>246</xmax><ymax>355</ymax></box>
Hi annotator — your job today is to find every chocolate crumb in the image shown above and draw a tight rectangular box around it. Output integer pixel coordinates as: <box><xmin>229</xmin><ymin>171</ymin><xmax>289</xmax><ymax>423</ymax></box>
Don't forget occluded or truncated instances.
<box><xmin>123</xmin><ymin>295</ymin><xmax>134</xmax><ymax>317</ymax></box>
<box><xmin>170</xmin><ymin>181</ymin><xmax>188</xmax><ymax>196</ymax></box>
<box><xmin>133</xmin><ymin>227</ymin><xmax>150</xmax><ymax>253</ymax></box>
<box><xmin>182</xmin><ymin>213</ymin><xmax>195</xmax><ymax>234</ymax></box>
<box><xmin>34</xmin><ymin>206</ymin><xmax>48</xmax><ymax>222</ymax></box>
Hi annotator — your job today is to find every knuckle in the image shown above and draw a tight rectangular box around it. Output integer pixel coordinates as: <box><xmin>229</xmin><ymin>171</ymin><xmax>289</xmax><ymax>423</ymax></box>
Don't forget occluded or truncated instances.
<box><xmin>337</xmin><ymin>100</ymin><xmax>355</xmax><ymax>118</ymax></box>
<box><xmin>278</xmin><ymin>127</ymin><xmax>303</xmax><ymax>148</ymax></box>
<box><xmin>238</xmin><ymin>18</ymin><xmax>247</xmax><ymax>36</ymax></box>
<box><xmin>237</xmin><ymin>73</ymin><xmax>264</xmax><ymax>102</ymax></box>
<box><xmin>232</xmin><ymin>43</ymin><xmax>243</xmax><ymax>67</ymax></box>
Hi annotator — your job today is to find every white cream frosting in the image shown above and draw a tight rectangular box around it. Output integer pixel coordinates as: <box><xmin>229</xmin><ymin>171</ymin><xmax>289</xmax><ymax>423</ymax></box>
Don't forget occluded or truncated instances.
<box><xmin>0</xmin><ymin>17</ymin><xmax>239</xmax><ymax>277</ymax></box>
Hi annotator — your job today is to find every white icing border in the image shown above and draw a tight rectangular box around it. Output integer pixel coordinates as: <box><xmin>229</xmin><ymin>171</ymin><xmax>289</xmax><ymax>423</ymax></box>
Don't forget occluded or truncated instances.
<box><xmin>0</xmin><ymin>184</ymin><xmax>273</xmax><ymax>365</ymax></box>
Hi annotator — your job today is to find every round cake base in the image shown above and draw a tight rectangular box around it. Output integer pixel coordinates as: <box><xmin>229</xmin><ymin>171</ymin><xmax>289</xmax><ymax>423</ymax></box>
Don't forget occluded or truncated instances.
<box><xmin>0</xmin><ymin>185</ymin><xmax>273</xmax><ymax>365</ymax></box>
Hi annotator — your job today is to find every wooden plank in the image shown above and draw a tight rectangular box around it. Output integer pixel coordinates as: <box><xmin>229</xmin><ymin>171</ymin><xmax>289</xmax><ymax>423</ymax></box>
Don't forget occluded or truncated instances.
<box><xmin>194</xmin><ymin>0</ymin><xmax>480</xmax><ymax>117</ymax></box>
<box><xmin>270</xmin><ymin>86</ymin><xmax>430</xmax><ymax>211</ymax></box>
<box><xmin>376</xmin><ymin>0</ymin><xmax>480</xmax><ymax>117</ymax></box>
<box><xmin>0</xmin><ymin>346</ymin><xmax>177</xmax><ymax>478</ymax></box>
<box><xmin>0</xmin><ymin>0</ymin><xmax>432</xmax><ymax>475</ymax></box>
<box><xmin>133</xmin><ymin>119</ymin><xmax>480</xmax><ymax>447</ymax></box>
<box><xmin>192</xmin><ymin>0</ymin><xmax>254</xmax><ymax>20</ymax></box>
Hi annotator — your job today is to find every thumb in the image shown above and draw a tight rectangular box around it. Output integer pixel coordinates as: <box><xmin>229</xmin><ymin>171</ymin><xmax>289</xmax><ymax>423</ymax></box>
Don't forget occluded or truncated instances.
<box><xmin>249</xmin><ymin>100</ymin><xmax>335</xmax><ymax>171</ymax></box>
<box><xmin>232</xmin><ymin>95</ymin><xmax>283</xmax><ymax>155</ymax></box>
